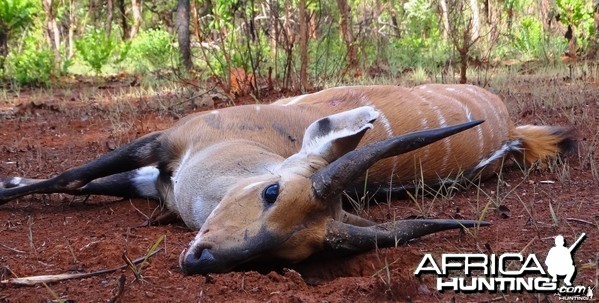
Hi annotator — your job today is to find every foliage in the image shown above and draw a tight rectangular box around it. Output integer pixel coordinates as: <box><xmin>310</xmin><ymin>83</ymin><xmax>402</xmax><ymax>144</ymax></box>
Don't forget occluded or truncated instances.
<box><xmin>390</xmin><ymin>0</ymin><xmax>448</xmax><ymax>70</ymax></box>
<box><xmin>127</xmin><ymin>28</ymin><xmax>178</xmax><ymax>73</ymax></box>
<box><xmin>0</xmin><ymin>0</ymin><xmax>36</xmax><ymax>34</ymax></box>
<box><xmin>556</xmin><ymin>0</ymin><xmax>594</xmax><ymax>51</ymax></box>
<box><xmin>5</xmin><ymin>35</ymin><xmax>54</xmax><ymax>87</ymax></box>
<box><xmin>556</xmin><ymin>0</ymin><xmax>593</xmax><ymax>28</ymax></box>
<box><xmin>75</xmin><ymin>28</ymin><xmax>130</xmax><ymax>75</ymax></box>
<box><xmin>1</xmin><ymin>0</ymin><xmax>599</xmax><ymax>86</ymax></box>
<box><xmin>0</xmin><ymin>0</ymin><xmax>37</xmax><ymax>73</ymax></box>
<box><xmin>511</xmin><ymin>16</ymin><xmax>567</xmax><ymax>61</ymax></box>
<box><xmin>513</xmin><ymin>17</ymin><xmax>545</xmax><ymax>59</ymax></box>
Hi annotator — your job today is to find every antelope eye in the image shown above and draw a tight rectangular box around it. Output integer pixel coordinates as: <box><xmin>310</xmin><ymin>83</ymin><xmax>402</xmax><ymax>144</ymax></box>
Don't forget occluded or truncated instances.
<box><xmin>262</xmin><ymin>183</ymin><xmax>279</xmax><ymax>205</ymax></box>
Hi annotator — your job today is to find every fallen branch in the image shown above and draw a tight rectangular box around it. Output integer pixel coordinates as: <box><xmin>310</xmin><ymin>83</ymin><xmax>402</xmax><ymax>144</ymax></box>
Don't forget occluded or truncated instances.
<box><xmin>566</xmin><ymin>217</ymin><xmax>597</xmax><ymax>227</ymax></box>
<box><xmin>1</xmin><ymin>248</ymin><xmax>162</xmax><ymax>286</ymax></box>
<box><xmin>0</xmin><ymin>243</ymin><xmax>26</xmax><ymax>254</ymax></box>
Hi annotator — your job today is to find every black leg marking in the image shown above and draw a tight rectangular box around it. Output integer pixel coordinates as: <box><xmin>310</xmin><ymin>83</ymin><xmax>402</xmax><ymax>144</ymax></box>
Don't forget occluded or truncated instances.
<box><xmin>0</xmin><ymin>132</ymin><xmax>163</xmax><ymax>204</ymax></box>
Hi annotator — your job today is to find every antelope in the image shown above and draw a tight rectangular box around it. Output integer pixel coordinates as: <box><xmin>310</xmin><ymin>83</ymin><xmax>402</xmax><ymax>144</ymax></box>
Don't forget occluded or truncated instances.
<box><xmin>0</xmin><ymin>85</ymin><xmax>574</xmax><ymax>275</ymax></box>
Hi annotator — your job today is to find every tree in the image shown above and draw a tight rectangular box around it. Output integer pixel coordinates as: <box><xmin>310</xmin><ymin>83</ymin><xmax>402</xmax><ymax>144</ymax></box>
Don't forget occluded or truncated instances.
<box><xmin>446</xmin><ymin>0</ymin><xmax>482</xmax><ymax>84</ymax></box>
<box><xmin>130</xmin><ymin>0</ymin><xmax>142</xmax><ymax>38</ymax></box>
<box><xmin>298</xmin><ymin>0</ymin><xmax>310</xmax><ymax>91</ymax></box>
<box><xmin>176</xmin><ymin>0</ymin><xmax>193</xmax><ymax>70</ymax></box>
<box><xmin>469</xmin><ymin>0</ymin><xmax>480</xmax><ymax>41</ymax></box>
<box><xmin>556</xmin><ymin>0</ymin><xmax>593</xmax><ymax>57</ymax></box>
<box><xmin>337</xmin><ymin>0</ymin><xmax>359</xmax><ymax>75</ymax></box>
<box><xmin>0</xmin><ymin>0</ymin><xmax>35</xmax><ymax>73</ymax></box>
<box><xmin>42</xmin><ymin>0</ymin><xmax>61</xmax><ymax>68</ymax></box>
<box><xmin>118</xmin><ymin>0</ymin><xmax>129</xmax><ymax>40</ymax></box>
<box><xmin>105</xmin><ymin>0</ymin><xmax>113</xmax><ymax>37</ymax></box>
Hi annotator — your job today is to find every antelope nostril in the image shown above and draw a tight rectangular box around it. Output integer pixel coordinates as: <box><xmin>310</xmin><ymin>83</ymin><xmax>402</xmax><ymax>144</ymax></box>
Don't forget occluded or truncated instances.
<box><xmin>181</xmin><ymin>247</ymin><xmax>216</xmax><ymax>275</ymax></box>
<box><xmin>192</xmin><ymin>246</ymin><xmax>205</xmax><ymax>258</ymax></box>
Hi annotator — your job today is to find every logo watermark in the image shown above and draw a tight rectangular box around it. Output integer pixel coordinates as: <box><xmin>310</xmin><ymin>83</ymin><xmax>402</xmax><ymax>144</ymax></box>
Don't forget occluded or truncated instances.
<box><xmin>414</xmin><ymin>233</ymin><xmax>594</xmax><ymax>300</ymax></box>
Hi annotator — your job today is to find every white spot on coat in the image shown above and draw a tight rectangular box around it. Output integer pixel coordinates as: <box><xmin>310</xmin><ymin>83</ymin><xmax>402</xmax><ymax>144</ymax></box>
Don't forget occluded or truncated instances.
<box><xmin>283</xmin><ymin>94</ymin><xmax>307</xmax><ymax>105</ymax></box>
<box><xmin>132</xmin><ymin>166</ymin><xmax>160</xmax><ymax>197</ymax></box>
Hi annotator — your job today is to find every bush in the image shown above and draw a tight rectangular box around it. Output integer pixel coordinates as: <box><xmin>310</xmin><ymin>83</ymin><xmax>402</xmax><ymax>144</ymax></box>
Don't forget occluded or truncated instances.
<box><xmin>513</xmin><ymin>16</ymin><xmax>545</xmax><ymax>59</ymax></box>
<box><xmin>5</xmin><ymin>41</ymin><xmax>54</xmax><ymax>87</ymax></box>
<box><xmin>75</xmin><ymin>28</ymin><xmax>129</xmax><ymax>75</ymax></box>
<box><xmin>127</xmin><ymin>28</ymin><xmax>178</xmax><ymax>73</ymax></box>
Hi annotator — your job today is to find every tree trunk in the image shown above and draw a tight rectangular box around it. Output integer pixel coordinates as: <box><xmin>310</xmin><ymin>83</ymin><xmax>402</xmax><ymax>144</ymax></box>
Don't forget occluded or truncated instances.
<box><xmin>537</xmin><ymin>0</ymin><xmax>551</xmax><ymax>31</ymax></box>
<box><xmin>130</xmin><ymin>0</ymin><xmax>142</xmax><ymax>38</ymax></box>
<box><xmin>439</xmin><ymin>0</ymin><xmax>450</xmax><ymax>41</ymax></box>
<box><xmin>282</xmin><ymin>0</ymin><xmax>295</xmax><ymax>90</ymax></box>
<box><xmin>298</xmin><ymin>0</ymin><xmax>309</xmax><ymax>91</ymax></box>
<box><xmin>190</xmin><ymin>0</ymin><xmax>201</xmax><ymax>41</ymax></box>
<box><xmin>388</xmin><ymin>0</ymin><xmax>402</xmax><ymax>38</ymax></box>
<box><xmin>105</xmin><ymin>0</ymin><xmax>113</xmax><ymax>37</ymax></box>
<box><xmin>118</xmin><ymin>0</ymin><xmax>129</xmax><ymax>40</ymax></box>
<box><xmin>269</xmin><ymin>0</ymin><xmax>279</xmax><ymax>58</ymax></box>
<box><xmin>176</xmin><ymin>0</ymin><xmax>193</xmax><ymax>70</ymax></box>
<box><xmin>0</xmin><ymin>29</ymin><xmax>8</xmax><ymax>73</ymax></box>
<box><xmin>337</xmin><ymin>0</ymin><xmax>358</xmax><ymax>75</ymax></box>
<box><xmin>459</xmin><ymin>27</ymin><xmax>470</xmax><ymax>84</ymax></box>
<box><xmin>67</xmin><ymin>0</ymin><xmax>76</xmax><ymax>59</ymax></box>
<box><xmin>89</xmin><ymin>0</ymin><xmax>100</xmax><ymax>26</ymax></box>
<box><xmin>468</xmin><ymin>0</ymin><xmax>480</xmax><ymax>41</ymax></box>
<box><xmin>43</xmin><ymin>0</ymin><xmax>61</xmax><ymax>69</ymax></box>
<box><xmin>567</xmin><ymin>25</ymin><xmax>578</xmax><ymax>57</ymax></box>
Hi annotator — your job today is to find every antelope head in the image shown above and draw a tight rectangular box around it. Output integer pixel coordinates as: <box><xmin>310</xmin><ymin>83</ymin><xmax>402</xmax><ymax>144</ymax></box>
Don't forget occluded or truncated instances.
<box><xmin>179</xmin><ymin>106</ymin><xmax>486</xmax><ymax>274</ymax></box>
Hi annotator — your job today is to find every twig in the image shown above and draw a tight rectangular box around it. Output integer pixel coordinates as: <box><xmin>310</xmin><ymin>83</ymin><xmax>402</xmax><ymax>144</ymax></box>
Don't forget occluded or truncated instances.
<box><xmin>0</xmin><ymin>248</ymin><xmax>162</xmax><ymax>286</ymax></box>
<box><xmin>0</xmin><ymin>243</ymin><xmax>26</xmax><ymax>254</ymax></box>
<box><xmin>566</xmin><ymin>217</ymin><xmax>597</xmax><ymax>227</ymax></box>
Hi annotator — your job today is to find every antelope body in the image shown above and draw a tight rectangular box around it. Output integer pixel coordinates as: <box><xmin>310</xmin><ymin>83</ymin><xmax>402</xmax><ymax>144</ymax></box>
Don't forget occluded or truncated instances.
<box><xmin>0</xmin><ymin>85</ymin><xmax>574</xmax><ymax>274</ymax></box>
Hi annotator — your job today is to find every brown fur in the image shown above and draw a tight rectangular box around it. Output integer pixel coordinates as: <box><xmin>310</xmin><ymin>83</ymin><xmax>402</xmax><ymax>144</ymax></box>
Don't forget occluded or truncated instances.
<box><xmin>510</xmin><ymin>125</ymin><xmax>576</xmax><ymax>165</ymax></box>
<box><xmin>278</xmin><ymin>85</ymin><xmax>512</xmax><ymax>185</ymax></box>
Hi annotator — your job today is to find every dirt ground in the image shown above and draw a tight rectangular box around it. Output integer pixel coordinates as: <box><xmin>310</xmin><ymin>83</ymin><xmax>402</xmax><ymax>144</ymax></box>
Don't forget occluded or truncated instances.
<box><xmin>0</xmin><ymin>74</ymin><xmax>597</xmax><ymax>302</ymax></box>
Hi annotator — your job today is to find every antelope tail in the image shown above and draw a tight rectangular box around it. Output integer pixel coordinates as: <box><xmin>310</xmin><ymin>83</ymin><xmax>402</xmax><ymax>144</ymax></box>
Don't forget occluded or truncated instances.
<box><xmin>510</xmin><ymin>125</ymin><xmax>577</xmax><ymax>165</ymax></box>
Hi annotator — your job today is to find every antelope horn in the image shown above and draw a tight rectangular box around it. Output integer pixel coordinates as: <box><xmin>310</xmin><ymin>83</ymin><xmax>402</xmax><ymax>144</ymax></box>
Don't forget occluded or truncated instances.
<box><xmin>324</xmin><ymin>219</ymin><xmax>490</xmax><ymax>254</ymax></box>
<box><xmin>311</xmin><ymin>120</ymin><xmax>484</xmax><ymax>200</ymax></box>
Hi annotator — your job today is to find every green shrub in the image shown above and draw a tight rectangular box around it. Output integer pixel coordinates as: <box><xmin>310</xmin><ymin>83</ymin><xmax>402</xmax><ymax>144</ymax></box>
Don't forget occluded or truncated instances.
<box><xmin>127</xmin><ymin>28</ymin><xmax>178</xmax><ymax>73</ymax></box>
<box><xmin>0</xmin><ymin>0</ymin><xmax>37</xmax><ymax>74</ymax></box>
<box><xmin>75</xmin><ymin>28</ymin><xmax>129</xmax><ymax>75</ymax></box>
<box><xmin>5</xmin><ymin>41</ymin><xmax>54</xmax><ymax>87</ymax></box>
<box><xmin>513</xmin><ymin>16</ymin><xmax>544</xmax><ymax>58</ymax></box>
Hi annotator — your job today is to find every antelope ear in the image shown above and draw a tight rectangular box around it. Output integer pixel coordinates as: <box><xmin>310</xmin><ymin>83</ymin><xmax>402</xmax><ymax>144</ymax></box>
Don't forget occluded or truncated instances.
<box><xmin>297</xmin><ymin>106</ymin><xmax>379</xmax><ymax>163</ymax></box>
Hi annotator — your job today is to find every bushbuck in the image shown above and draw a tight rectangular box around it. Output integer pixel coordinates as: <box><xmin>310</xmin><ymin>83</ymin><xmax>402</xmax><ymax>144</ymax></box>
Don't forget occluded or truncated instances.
<box><xmin>0</xmin><ymin>85</ymin><xmax>574</xmax><ymax>274</ymax></box>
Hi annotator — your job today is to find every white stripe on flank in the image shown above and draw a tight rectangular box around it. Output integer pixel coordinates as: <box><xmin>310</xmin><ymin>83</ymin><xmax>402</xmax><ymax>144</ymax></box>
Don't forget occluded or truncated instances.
<box><xmin>456</xmin><ymin>91</ymin><xmax>486</xmax><ymax>156</ymax></box>
<box><xmin>378</xmin><ymin>112</ymin><xmax>394</xmax><ymax>137</ymax></box>
<box><xmin>412</xmin><ymin>94</ymin><xmax>431</xmax><ymax>160</ymax></box>
<box><xmin>474</xmin><ymin>140</ymin><xmax>522</xmax><ymax>170</ymax></box>
<box><xmin>472</xmin><ymin>88</ymin><xmax>500</xmax><ymax>142</ymax></box>
<box><xmin>283</xmin><ymin>94</ymin><xmax>307</xmax><ymax>105</ymax></box>
<box><xmin>361</xmin><ymin>98</ymin><xmax>393</xmax><ymax>137</ymax></box>
<box><xmin>418</xmin><ymin>88</ymin><xmax>450</xmax><ymax>163</ymax></box>
<box><xmin>431</xmin><ymin>105</ymin><xmax>451</xmax><ymax>169</ymax></box>
<box><xmin>361</xmin><ymin>97</ymin><xmax>397</xmax><ymax>174</ymax></box>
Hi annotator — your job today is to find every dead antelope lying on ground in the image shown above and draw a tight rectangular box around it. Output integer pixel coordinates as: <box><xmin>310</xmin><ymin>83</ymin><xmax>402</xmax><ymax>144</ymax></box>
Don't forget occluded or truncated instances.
<box><xmin>0</xmin><ymin>85</ymin><xmax>574</xmax><ymax>274</ymax></box>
